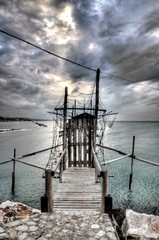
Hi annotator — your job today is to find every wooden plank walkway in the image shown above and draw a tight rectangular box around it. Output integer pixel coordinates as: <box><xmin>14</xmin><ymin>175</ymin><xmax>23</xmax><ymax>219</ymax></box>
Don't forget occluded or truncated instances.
<box><xmin>53</xmin><ymin>167</ymin><xmax>101</xmax><ymax>212</ymax></box>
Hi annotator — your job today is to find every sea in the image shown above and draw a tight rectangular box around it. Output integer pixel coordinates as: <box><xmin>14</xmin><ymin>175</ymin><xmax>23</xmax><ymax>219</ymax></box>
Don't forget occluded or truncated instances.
<box><xmin>0</xmin><ymin>121</ymin><xmax>159</xmax><ymax>215</ymax></box>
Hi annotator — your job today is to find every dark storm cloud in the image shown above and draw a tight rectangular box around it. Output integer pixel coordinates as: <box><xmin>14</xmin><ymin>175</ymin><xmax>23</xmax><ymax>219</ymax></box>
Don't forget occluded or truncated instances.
<box><xmin>139</xmin><ymin>9</ymin><xmax>159</xmax><ymax>35</ymax></box>
<box><xmin>0</xmin><ymin>0</ymin><xmax>159</xmax><ymax>120</ymax></box>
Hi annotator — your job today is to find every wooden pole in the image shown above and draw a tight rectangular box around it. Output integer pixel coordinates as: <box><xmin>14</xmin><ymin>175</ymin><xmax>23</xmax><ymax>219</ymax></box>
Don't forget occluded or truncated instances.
<box><xmin>74</xmin><ymin>100</ymin><xmax>76</xmax><ymax>116</ymax></box>
<box><xmin>11</xmin><ymin>148</ymin><xmax>16</xmax><ymax>195</ymax></box>
<box><xmin>59</xmin><ymin>162</ymin><xmax>63</xmax><ymax>183</ymax></box>
<box><xmin>63</xmin><ymin>86</ymin><xmax>68</xmax><ymax>170</ymax></box>
<box><xmin>45</xmin><ymin>169</ymin><xmax>53</xmax><ymax>212</ymax></box>
<box><xmin>101</xmin><ymin>171</ymin><xmax>108</xmax><ymax>213</ymax></box>
<box><xmin>129</xmin><ymin>136</ymin><xmax>135</xmax><ymax>191</ymax></box>
<box><xmin>94</xmin><ymin>68</ymin><xmax>100</xmax><ymax>152</ymax></box>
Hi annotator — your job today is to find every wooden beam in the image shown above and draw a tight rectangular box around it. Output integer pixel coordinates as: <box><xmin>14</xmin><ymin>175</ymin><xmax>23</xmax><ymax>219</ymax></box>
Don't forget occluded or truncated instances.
<box><xmin>54</xmin><ymin>107</ymin><xmax>106</xmax><ymax>112</ymax></box>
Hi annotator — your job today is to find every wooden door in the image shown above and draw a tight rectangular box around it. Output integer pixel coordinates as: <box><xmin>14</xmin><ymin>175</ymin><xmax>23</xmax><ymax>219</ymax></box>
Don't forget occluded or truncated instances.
<box><xmin>67</xmin><ymin>114</ymin><xmax>95</xmax><ymax>167</ymax></box>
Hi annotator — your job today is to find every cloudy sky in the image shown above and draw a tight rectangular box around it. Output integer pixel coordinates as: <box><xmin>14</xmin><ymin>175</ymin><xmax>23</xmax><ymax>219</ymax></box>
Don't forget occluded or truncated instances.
<box><xmin>0</xmin><ymin>0</ymin><xmax>159</xmax><ymax>121</ymax></box>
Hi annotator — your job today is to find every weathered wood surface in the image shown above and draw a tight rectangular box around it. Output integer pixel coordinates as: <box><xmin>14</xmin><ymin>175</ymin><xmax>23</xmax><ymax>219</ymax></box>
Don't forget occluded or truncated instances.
<box><xmin>53</xmin><ymin>167</ymin><xmax>101</xmax><ymax>212</ymax></box>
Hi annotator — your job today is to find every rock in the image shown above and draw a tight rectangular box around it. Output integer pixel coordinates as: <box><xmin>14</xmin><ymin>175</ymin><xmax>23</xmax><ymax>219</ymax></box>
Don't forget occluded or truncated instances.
<box><xmin>26</xmin><ymin>220</ymin><xmax>37</xmax><ymax>226</ymax></box>
<box><xmin>8</xmin><ymin>228</ymin><xmax>17</xmax><ymax>239</ymax></box>
<box><xmin>5</xmin><ymin>220</ymin><xmax>21</xmax><ymax>228</ymax></box>
<box><xmin>15</xmin><ymin>224</ymin><xmax>28</xmax><ymax>232</ymax></box>
<box><xmin>105</xmin><ymin>226</ymin><xmax>115</xmax><ymax>232</ymax></box>
<box><xmin>91</xmin><ymin>224</ymin><xmax>100</xmax><ymax>229</ymax></box>
<box><xmin>18</xmin><ymin>232</ymin><xmax>28</xmax><ymax>240</ymax></box>
<box><xmin>0</xmin><ymin>227</ymin><xmax>4</xmax><ymax>234</ymax></box>
<box><xmin>0</xmin><ymin>232</ymin><xmax>10</xmax><ymax>239</ymax></box>
<box><xmin>0</xmin><ymin>201</ymin><xmax>119</xmax><ymax>240</ymax></box>
<box><xmin>96</xmin><ymin>230</ymin><xmax>106</xmax><ymax>237</ymax></box>
<box><xmin>28</xmin><ymin>225</ymin><xmax>39</xmax><ymax>232</ymax></box>
<box><xmin>122</xmin><ymin>209</ymin><xmax>159</xmax><ymax>239</ymax></box>
<box><xmin>107</xmin><ymin>231</ymin><xmax>118</xmax><ymax>240</ymax></box>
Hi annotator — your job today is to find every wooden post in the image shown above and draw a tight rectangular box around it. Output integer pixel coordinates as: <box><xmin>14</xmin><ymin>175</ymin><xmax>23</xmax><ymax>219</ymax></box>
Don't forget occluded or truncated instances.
<box><xmin>63</xmin><ymin>86</ymin><xmax>68</xmax><ymax>170</ymax></box>
<box><xmin>101</xmin><ymin>171</ymin><xmax>108</xmax><ymax>213</ymax></box>
<box><xmin>45</xmin><ymin>169</ymin><xmax>53</xmax><ymax>212</ymax></box>
<box><xmin>74</xmin><ymin>100</ymin><xmax>76</xmax><ymax>116</ymax></box>
<box><xmin>95</xmin><ymin>167</ymin><xmax>99</xmax><ymax>183</ymax></box>
<box><xmin>129</xmin><ymin>136</ymin><xmax>135</xmax><ymax>191</ymax></box>
<box><xmin>11</xmin><ymin>148</ymin><xmax>16</xmax><ymax>195</ymax></box>
<box><xmin>59</xmin><ymin>162</ymin><xmax>63</xmax><ymax>183</ymax></box>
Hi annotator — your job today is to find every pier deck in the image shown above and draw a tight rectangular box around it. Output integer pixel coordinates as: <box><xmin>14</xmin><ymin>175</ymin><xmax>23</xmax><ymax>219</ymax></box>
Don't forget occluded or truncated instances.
<box><xmin>53</xmin><ymin>167</ymin><xmax>101</xmax><ymax>212</ymax></box>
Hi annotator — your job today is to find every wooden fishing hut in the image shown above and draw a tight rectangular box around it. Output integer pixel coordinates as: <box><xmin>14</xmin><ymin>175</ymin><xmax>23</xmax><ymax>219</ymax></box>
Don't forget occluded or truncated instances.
<box><xmin>45</xmin><ymin>68</ymin><xmax>117</xmax><ymax>213</ymax></box>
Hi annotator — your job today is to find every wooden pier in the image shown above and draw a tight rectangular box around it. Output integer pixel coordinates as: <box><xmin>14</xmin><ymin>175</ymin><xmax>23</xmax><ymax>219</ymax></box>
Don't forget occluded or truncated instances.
<box><xmin>53</xmin><ymin>167</ymin><xmax>101</xmax><ymax>213</ymax></box>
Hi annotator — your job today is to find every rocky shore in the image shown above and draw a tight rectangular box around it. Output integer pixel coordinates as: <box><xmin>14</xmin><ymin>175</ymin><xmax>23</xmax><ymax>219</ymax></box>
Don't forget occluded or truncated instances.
<box><xmin>1</xmin><ymin>201</ymin><xmax>159</xmax><ymax>240</ymax></box>
<box><xmin>0</xmin><ymin>201</ymin><xmax>119</xmax><ymax>240</ymax></box>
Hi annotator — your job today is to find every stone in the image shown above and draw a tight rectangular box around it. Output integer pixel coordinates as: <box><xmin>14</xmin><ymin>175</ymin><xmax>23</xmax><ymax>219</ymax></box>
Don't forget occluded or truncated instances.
<box><xmin>15</xmin><ymin>224</ymin><xmax>28</xmax><ymax>232</ymax></box>
<box><xmin>39</xmin><ymin>214</ymin><xmax>48</xmax><ymax>220</ymax></box>
<box><xmin>96</xmin><ymin>230</ymin><xmax>106</xmax><ymax>237</ymax></box>
<box><xmin>5</xmin><ymin>220</ymin><xmax>21</xmax><ymax>228</ymax></box>
<box><xmin>18</xmin><ymin>232</ymin><xmax>28</xmax><ymax>240</ymax></box>
<box><xmin>28</xmin><ymin>225</ymin><xmax>39</xmax><ymax>232</ymax></box>
<box><xmin>0</xmin><ymin>202</ymin><xmax>119</xmax><ymax>240</ymax></box>
<box><xmin>26</xmin><ymin>220</ymin><xmax>37</xmax><ymax>226</ymax></box>
<box><xmin>87</xmin><ymin>230</ymin><xmax>96</xmax><ymax>237</ymax></box>
<box><xmin>8</xmin><ymin>228</ymin><xmax>17</xmax><ymax>239</ymax></box>
<box><xmin>0</xmin><ymin>213</ymin><xmax>3</xmax><ymax>223</ymax></box>
<box><xmin>0</xmin><ymin>227</ymin><xmax>4</xmax><ymax>234</ymax></box>
<box><xmin>45</xmin><ymin>222</ymin><xmax>53</xmax><ymax>229</ymax></box>
<box><xmin>80</xmin><ymin>222</ymin><xmax>89</xmax><ymax>228</ymax></box>
<box><xmin>91</xmin><ymin>224</ymin><xmax>100</xmax><ymax>229</ymax></box>
<box><xmin>0</xmin><ymin>232</ymin><xmax>10</xmax><ymax>239</ymax></box>
<box><xmin>105</xmin><ymin>226</ymin><xmax>115</xmax><ymax>232</ymax></box>
<box><xmin>122</xmin><ymin>209</ymin><xmax>159</xmax><ymax>239</ymax></box>
<box><xmin>45</xmin><ymin>233</ymin><xmax>52</xmax><ymax>238</ymax></box>
<box><xmin>37</xmin><ymin>237</ymin><xmax>47</xmax><ymax>240</ymax></box>
<box><xmin>107</xmin><ymin>231</ymin><xmax>117</xmax><ymax>240</ymax></box>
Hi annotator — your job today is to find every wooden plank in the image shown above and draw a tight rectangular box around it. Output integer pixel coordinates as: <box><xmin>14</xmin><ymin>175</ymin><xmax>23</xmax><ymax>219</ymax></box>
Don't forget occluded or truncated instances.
<box><xmin>53</xmin><ymin>167</ymin><xmax>101</xmax><ymax>212</ymax></box>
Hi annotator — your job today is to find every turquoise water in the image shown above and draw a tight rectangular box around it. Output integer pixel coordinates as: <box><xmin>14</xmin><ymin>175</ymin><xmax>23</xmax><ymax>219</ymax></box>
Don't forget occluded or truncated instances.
<box><xmin>0</xmin><ymin>121</ymin><xmax>158</xmax><ymax>214</ymax></box>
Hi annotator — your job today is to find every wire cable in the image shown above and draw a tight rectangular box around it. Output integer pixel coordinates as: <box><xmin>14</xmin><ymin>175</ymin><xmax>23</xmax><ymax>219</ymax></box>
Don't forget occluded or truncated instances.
<box><xmin>0</xmin><ymin>29</ymin><xmax>96</xmax><ymax>73</ymax></box>
<box><xmin>101</xmin><ymin>71</ymin><xmax>159</xmax><ymax>92</ymax></box>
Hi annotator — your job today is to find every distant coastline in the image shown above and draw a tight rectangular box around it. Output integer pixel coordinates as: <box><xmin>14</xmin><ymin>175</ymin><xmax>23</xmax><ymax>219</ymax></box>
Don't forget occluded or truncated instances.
<box><xmin>0</xmin><ymin>116</ymin><xmax>50</xmax><ymax>122</ymax></box>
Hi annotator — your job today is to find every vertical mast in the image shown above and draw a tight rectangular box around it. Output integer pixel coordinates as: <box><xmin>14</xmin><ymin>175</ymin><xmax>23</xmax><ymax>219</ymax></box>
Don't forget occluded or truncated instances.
<box><xmin>94</xmin><ymin>68</ymin><xmax>100</xmax><ymax>148</ymax></box>
<box><xmin>95</xmin><ymin>68</ymin><xmax>100</xmax><ymax>120</ymax></box>
<box><xmin>63</xmin><ymin>86</ymin><xmax>68</xmax><ymax>169</ymax></box>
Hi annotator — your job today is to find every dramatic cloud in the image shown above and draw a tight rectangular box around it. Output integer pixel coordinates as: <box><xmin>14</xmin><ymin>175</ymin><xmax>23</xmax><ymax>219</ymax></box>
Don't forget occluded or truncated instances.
<box><xmin>0</xmin><ymin>0</ymin><xmax>159</xmax><ymax>120</ymax></box>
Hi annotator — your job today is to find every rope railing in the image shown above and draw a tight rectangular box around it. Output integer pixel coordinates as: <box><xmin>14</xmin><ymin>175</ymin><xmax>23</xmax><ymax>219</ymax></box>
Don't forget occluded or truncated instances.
<box><xmin>102</xmin><ymin>153</ymin><xmax>132</xmax><ymax>165</ymax></box>
<box><xmin>98</xmin><ymin>144</ymin><xmax>159</xmax><ymax>167</ymax></box>
<box><xmin>0</xmin><ymin>160</ymin><xmax>12</xmax><ymax>165</ymax></box>
<box><xmin>52</xmin><ymin>145</ymin><xmax>68</xmax><ymax>178</ymax></box>
<box><xmin>10</xmin><ymin>158</ymin><xmax>45</xmax><ymax>170</ymax></box>
<box><xmin>92</xmin><ymin>145</ymin><xmax>102</xmax><ymax>172</ymax></box>
<box><xmin>19</xmin><ymin>144</ymin><xmax>62</xmax><ymax>159</ymax></box>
